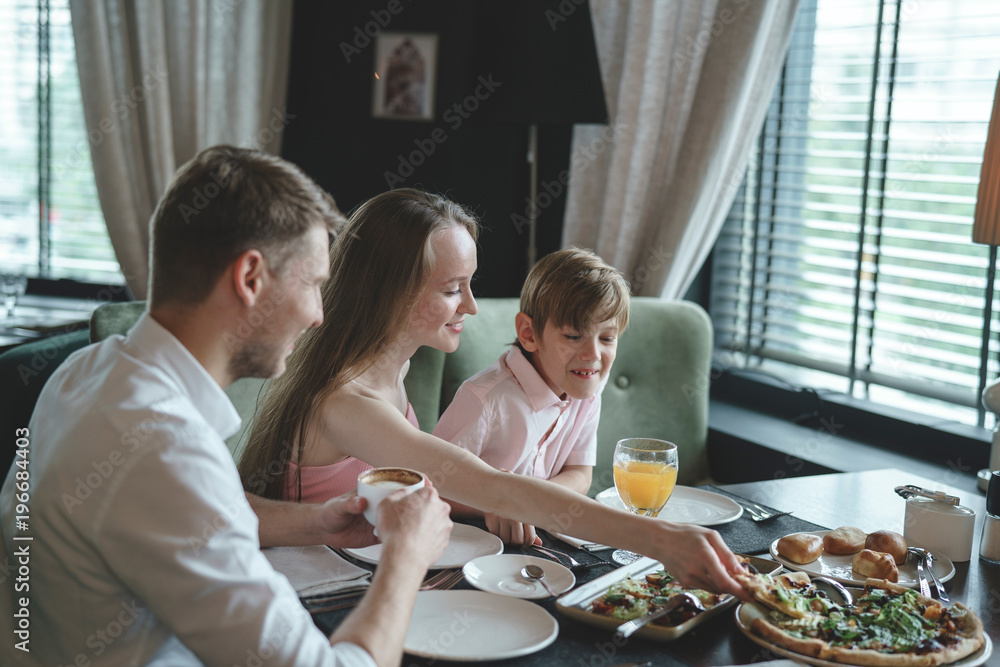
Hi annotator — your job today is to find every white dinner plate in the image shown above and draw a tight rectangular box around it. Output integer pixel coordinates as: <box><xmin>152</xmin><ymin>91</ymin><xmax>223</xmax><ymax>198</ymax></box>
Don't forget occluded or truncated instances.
<box><xmin>343</xmin><ymin>524</ymin><xmax>502</xmax><ymax>569</ymax></box>
<box><xmin>462</xmin><ymin>554</ymin><xmax>575</xmax><ymax>599</ymax></box>
<box><xmin>404</xmin><ymin>590</ymin><xmax>559</xmax><ymax>661</ymax></box>
<box><xmin>768</xmin><ymin>530</ymin><xmax>956</xmax><ymax>588</ymax></box>
<box><xmin>736</xmin><ymin>601</ymin><xmax>992</xmax><ymax>667</ymax></box>
<box><xmin>595</xmin><ymin>485</ymin><xmax>744</xmax><ymax>525</ymax></box>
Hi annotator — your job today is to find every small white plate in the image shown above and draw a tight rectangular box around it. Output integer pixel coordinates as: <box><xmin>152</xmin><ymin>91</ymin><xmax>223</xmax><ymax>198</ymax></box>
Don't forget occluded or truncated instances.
<box><xmin>595</xmin><ymin>485</ymin><xmax>744</xmax><ymax>525</ymax></box>
<box><xmin>343</xmin><ymin>524</ymin><xmax>502</xmax><ymax>569</ymax></box>
<box><xmin>736</xmin><ymin>601</ymin><xmax>992</xmax><ymax>667</ymax></box>
<box><xmin>463</xmin><ymin>554</ymin><xmax>575</xmax><ymax>599</ymax></box>
<box><xmin>768</xmin><ymin>530</ymin><xmax>956</xmax><ymax>588</ymax></box>
<box><xmin>404</xmin><ymin>590</ymin><xmax>559</xmax><ymax>661</ymax></box>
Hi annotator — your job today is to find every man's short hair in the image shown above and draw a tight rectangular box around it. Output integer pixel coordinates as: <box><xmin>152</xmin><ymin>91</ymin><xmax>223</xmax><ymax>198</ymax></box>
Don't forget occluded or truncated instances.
<box><xmin>149</xmin><ymin>145</ymin><xmax>345</xmax><ymax>306</ymax></box>
<box><xmin>520</xmin><ymin>247</ymin><xmax>631</xmax><ymax>335</ymax></box>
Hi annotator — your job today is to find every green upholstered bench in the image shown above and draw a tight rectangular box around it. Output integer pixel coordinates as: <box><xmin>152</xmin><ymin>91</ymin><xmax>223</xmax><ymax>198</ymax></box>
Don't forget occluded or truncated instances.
<box><xmin>4</xmin><ymin>298</ymin><xmax>713</xmax><ymax>495</ymax></box>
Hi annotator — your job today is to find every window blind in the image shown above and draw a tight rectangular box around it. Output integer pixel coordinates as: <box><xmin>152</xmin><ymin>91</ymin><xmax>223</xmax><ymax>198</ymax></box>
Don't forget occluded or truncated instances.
<box><xmin>710</xmin><ymin>0</ymin><xmax>1000</xmax><ymax>427</ymax></box>
<box><xmin>0</xmin><ymin>0</ymin><xmax>122</xmax><ymax>284</ymax></box>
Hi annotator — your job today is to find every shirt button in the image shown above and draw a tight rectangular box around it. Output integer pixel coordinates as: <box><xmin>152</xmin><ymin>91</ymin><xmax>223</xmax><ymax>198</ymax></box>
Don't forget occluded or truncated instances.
<box><xmin>616</xmin><ymin>375</ymin><xmax>630</xmax><ymax>389</ymax></box>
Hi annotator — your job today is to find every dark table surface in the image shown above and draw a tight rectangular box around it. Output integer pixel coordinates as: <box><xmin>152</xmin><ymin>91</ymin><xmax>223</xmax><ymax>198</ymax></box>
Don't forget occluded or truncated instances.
<box><xmin>313</xmin><ymin>468</ymin><xmax>998</xmax><ymax>666</ymax></box>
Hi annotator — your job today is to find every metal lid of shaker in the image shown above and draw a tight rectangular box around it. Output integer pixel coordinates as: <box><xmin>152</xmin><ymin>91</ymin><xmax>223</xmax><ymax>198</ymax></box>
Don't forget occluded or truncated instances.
<box><xmin>988</xmin><ymin>471</ymin><xmax>1000</xmax><ymax>516</ymax></box>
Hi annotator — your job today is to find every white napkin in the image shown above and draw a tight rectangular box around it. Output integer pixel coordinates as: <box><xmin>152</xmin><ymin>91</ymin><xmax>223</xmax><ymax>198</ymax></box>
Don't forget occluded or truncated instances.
<box><xmin>550</xmin><ymin>531</ymin><xmax>610</xmax><ymax>551</ymax></box>
<box><xmin>263</xmin><ymin>546</ymin><xmax>371</xmax><ymax>597</ymax></box>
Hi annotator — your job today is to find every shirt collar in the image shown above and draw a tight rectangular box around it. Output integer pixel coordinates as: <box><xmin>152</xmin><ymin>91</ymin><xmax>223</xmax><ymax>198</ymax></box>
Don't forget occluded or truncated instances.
<box><xmin>126</xmin><ymin>312</ymin><xmax>242</xmax><ymax>440</ymax></box>
<box><xmin>505</xmin><ymin>346</ymin><xmax>567</xmax><ymax>412</ymax></box>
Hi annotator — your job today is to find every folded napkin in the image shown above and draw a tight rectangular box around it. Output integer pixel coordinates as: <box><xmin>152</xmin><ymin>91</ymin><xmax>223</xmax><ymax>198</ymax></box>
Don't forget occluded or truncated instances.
<box><xmin>263</xmin><ymin>546</ymin><xmax>371</xmax><ymax>597</ymax></box>
<box><xmin>549</xmin><ymin>531</ymin><xmax>610</xmax><ymax>551</ymax></box>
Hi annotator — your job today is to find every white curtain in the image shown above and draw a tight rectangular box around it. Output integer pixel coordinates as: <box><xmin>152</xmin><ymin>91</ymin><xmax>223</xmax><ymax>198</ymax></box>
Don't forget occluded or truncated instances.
<box><xmin>69</xmin><ymin>0</ymin><xmax>294</xmax><ymax>299</ymax></box>
<box><xmin>563</xmin><ymin>0</ymin><xmax>801</xmax><ymax>298</ymax></box>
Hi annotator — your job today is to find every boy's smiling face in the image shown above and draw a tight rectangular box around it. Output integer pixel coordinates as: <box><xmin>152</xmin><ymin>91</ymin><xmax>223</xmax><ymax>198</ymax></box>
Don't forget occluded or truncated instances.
<box><xmin>516</xmin><ymin>313</ymin><xmax>619</xmax><ymax>400</ymax></box>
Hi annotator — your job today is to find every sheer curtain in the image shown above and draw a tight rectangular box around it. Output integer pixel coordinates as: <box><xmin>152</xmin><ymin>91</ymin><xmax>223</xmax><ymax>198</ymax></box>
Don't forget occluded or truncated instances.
<box><xmin>69</xmin><ymin>0</ymin><xmax>293</xmax><ymax>298</ymax></box>
<box><xmin>563</xmin><ymin>0</ymin><xmax>800</xmax><ymax>297</ymax></box>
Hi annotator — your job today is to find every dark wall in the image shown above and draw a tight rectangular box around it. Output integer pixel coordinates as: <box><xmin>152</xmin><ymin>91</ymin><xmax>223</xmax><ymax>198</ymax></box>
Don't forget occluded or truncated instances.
<box><xmin>282</xmin><ymin>0</ymin><xmax>604</xmax><ymax>296</ymax></box>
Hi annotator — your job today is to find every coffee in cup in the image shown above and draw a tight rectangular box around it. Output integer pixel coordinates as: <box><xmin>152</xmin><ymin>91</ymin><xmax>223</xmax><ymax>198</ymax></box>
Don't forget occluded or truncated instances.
<box><xmin>357</xmin><ymin>467</ymin><xmax>425</xmax><ymax>527</ymax></box>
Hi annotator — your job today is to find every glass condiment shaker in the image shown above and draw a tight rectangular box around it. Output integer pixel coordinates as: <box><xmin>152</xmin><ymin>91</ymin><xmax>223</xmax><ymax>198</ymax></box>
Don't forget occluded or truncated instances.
<box><xmin>981</xmin><ymin>471</ymin><xmax>1000</xmax><ymax>564</ymax></box>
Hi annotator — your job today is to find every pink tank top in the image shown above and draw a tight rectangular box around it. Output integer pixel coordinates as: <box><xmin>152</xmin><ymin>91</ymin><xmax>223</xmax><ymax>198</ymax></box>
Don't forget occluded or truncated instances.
<box><xmin>284</xmin><ymin>403</ymin><xmax>420</xmax><ymax>503</ymax></box>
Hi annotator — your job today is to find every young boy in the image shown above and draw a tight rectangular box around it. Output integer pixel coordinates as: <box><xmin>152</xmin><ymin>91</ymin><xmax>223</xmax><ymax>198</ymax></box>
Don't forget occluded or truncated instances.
<box><xmin>433</xmin><ymin>247</ymin><xmax>630</xmax><ymax>543</ymax></box>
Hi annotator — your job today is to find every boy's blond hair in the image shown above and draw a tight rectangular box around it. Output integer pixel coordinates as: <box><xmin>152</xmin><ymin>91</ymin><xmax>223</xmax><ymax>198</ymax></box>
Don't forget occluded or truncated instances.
<box><xmin>520</xmin><ymin>247</ymin><xmax>631</xmax><ymax>336</ymax></box>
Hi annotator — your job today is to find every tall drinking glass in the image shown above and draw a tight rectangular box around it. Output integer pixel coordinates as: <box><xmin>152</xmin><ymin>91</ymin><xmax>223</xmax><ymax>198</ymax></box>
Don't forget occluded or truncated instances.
<box><xmin>1</xmin><ymin>272</ymin><xmax>28</xmax><ymax>324</ymax></box>
<box><xmin>611</xmin><ymin>438</ymin><xmax>678</xmax><ymax>565</ymax></box>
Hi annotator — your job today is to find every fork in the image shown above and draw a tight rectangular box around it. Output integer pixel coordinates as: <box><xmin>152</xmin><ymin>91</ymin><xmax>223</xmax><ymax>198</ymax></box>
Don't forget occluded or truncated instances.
<box><xmin>420</xmin><ymin>568</ymin><xmax>465</xmax><ymax>591</ymax></box>
<box><xmin>741</xmin><ymin>501</ymin><xmax>793</xmax><ymax>522</ymax></box>
<box><xmin>908</xmin><ymin>547</ymin><xmax>931</xmax><ymax>598</ymax></box>
<box><xmin>614</xmin><ymin>592</ymin><xmax>707</xmax><ymax>640</ymax></box>
<box><xmin>531</xmin><ymin>544</ymin><xmax>581</xmax><ymax>567</ymax></box>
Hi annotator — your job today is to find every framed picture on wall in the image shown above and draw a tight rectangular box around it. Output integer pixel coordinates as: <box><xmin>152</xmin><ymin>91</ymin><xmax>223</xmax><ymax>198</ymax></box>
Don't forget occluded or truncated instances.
<box><xmin>372</xmin><ymin>32</ymin><xmax>438</xmax><ymax>121</ymax></box>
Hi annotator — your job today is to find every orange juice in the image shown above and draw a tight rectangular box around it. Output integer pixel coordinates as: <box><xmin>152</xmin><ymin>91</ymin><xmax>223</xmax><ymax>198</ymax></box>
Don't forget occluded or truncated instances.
<box><xmin>613</xmin><ymin>461</ymin><xmax>678</xmax><ymax>515</ymax></box>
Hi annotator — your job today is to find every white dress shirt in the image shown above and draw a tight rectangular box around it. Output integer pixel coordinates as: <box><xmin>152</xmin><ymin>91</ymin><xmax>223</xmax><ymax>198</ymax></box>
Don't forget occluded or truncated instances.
<box><xmin>0</xmin><ymin>313</ymin><xmax>374</xmax><ymax>667</ymax></box>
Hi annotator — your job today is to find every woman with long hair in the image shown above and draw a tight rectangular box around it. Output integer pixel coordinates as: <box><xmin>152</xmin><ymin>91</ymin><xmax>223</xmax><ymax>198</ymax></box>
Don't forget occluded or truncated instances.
<box><xmin>239</xmin><ymin>188</ymin><xmax>747</xmax><ymax>597</ymax></box>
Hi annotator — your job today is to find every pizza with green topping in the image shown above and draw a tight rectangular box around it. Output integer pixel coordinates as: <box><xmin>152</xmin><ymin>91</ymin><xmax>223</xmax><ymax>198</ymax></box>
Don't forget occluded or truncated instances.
<box><xmin>588</xmin><ymin>569</ymin><xmax>727</xmax><ymax>626</ymax></box>
<box><xmin>737</xmin><ymin>573</ymin><xmax>984</xmax><ymax>666</ymax></box>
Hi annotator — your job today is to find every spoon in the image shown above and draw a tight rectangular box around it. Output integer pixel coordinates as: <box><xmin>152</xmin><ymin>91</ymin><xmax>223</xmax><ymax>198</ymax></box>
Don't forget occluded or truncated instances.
<box><xmin>521</xmin><ymin>564</ymin><xmax>556</xmax><ymax>596</ymax></box>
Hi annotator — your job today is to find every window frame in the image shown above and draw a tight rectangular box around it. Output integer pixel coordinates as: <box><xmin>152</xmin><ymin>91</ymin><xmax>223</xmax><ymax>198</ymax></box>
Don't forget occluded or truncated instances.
<box><xmin>702</xmin><ymin>0</ymin><xmax>996</xmax><ymax>470</ymax></box>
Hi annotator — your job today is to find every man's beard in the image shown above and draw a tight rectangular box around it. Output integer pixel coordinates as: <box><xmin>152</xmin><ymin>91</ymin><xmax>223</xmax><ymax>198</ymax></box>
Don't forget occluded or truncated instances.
<box><xmin>228</xmin><ymin>339</ymin><xmax>281</xmax><ymax>380</ymax></box>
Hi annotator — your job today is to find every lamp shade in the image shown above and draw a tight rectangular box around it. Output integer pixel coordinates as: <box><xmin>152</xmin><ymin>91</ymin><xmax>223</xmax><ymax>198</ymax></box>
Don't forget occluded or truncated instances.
<box><xmin>974</xmin><ymin>72</ymin><xmax>1000</xmax><ymax>245</ymax></box>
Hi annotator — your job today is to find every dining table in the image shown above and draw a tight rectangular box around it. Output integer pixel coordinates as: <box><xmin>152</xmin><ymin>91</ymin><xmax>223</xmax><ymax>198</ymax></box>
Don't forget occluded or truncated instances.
<box><xmin>311</xmin><ymin>467</ymin><xmax>998</xmax><ymax>666</ymax></box>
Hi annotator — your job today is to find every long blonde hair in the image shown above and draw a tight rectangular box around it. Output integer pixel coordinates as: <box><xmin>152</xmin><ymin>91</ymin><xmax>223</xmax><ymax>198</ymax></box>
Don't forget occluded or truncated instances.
<box><xmin>238</xmin><ymin>189</ymin><xmax>479</xmax><ymax>499</ymax></box>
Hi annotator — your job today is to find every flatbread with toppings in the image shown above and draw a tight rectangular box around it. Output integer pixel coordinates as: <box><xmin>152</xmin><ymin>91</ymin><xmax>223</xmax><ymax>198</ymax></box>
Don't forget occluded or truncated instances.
<box><xmin>736</xmin><ymin>564</ymin><xmax>985</xmax><ymax>666</ymax></box>
<box><xmin>588</xmin><ymin>569</ymin><xmax>726</xmax><ymax>626</ymax></box>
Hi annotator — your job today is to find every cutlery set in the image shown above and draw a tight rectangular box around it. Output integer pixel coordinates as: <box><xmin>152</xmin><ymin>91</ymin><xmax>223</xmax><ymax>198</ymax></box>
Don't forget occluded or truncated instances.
<box><xmin>740</xmin><ymin>500</ymin><xmax>793</xmax><ymax>522</ymax></box>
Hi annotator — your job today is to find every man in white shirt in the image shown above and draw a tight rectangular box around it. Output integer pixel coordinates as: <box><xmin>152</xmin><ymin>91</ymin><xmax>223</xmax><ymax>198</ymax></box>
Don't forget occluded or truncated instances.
<box><xmin>0</xmin><ymin>145</ymin><xmax>452</xmax><ymax>666</ymax></box>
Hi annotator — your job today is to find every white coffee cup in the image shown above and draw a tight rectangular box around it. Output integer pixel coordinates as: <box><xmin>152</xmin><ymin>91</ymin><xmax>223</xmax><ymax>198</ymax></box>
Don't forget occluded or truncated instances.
<box><xmin>903</xmin><ymin>497</ymin><xmax>976</xmax><ymax>562</ymax></box>
<box><xmin>357</xmin><ymin>467</ymin><xmax>426</xmax><ymax>527</ymax></box>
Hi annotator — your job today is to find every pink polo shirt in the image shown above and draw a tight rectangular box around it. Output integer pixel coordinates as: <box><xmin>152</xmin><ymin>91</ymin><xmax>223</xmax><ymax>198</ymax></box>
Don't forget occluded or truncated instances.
<box><xmin>433</xmin><ymin>347</ymin><xmax>601</xmax><ymax>479</ymax></box>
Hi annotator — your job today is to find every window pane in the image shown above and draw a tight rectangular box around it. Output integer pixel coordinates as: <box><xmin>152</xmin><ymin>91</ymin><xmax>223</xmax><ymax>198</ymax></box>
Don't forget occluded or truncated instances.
<box><xmin>710</xmin><ymin>0</ymin><xmax>1000</xmax><ymax>428</ymax></box>
<box><xmin>0</xmin><ymin>0</ymin><xmax>123</xmax><ymax>285</ymax></box>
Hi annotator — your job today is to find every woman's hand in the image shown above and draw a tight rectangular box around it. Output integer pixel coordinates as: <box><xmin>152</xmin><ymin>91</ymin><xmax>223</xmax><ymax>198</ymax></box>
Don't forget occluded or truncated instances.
<box><xmin>653</xmin><ymin>523</ymin><xmax>752</xmax><ymax>602</ymax></box>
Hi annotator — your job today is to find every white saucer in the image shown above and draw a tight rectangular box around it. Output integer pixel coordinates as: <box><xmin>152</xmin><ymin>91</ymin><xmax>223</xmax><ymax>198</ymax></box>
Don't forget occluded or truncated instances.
<box><xmin>595</xmin><ymin>485</ymin><xmax>744</xmax><ymax>525</ymax></box>
<box><xmin>343</xmin><ymin>523</ymin><xmax>503</xmax><ymax>569</ymax></box>
<box><xmin>463</xmin><ymin>554</ymin><xmax>575</xmax><ymax>599</ymax></box>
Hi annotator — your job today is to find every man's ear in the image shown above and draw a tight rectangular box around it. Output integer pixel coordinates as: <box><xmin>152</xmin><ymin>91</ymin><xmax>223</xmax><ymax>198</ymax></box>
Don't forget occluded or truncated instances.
<box><xmin>515</xmin><ymin>312</ymin><xmax>539</xmax><ymax>352</ymax></box>
<box><xmin>231</xmin><ymin>249</ymin><xmax>267</xmax><ymax>307</ymax></box>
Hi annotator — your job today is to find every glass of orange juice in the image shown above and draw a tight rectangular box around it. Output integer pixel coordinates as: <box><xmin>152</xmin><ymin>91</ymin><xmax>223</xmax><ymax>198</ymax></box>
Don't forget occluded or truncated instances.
<box><xmin>611</xmin><ymin>438</ymin><xmax>678</xmax><ymax>564</ymax></box>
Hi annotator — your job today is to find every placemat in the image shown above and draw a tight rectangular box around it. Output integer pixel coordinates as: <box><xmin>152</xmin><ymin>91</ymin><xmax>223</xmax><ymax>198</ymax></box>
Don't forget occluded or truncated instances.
<box><xmin>697</xmin><ymin>484</ymin><xmax>828</xmax><ymax>555</ymax></box>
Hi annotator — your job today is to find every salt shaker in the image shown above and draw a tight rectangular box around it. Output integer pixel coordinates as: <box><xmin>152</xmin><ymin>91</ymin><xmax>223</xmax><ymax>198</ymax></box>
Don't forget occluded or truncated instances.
<box><xmin>982</xmin><ymin>471</ymin><xmax>1000</xmax><ymax>564</ymax></box>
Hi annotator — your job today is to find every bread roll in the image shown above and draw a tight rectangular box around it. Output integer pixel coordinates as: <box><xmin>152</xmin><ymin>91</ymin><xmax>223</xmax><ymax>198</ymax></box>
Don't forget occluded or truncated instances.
<box><xmin>865</xmin><ymin>530</ymin><xmax>907</xmax><ymax>564</ymax></box>
<box><xmin>777</xmin><ymin>533</ymin><xmax>824</xmax><ymax>564</ymax></box>
<box><xmin>852</xmin><ymin>549</ymin><xmax>899</xmax><ymax>582</ymax></box>
<box><xmin>823</xmin><ymin>526</ymin><xmax>866</xmax><ymax>555</ymax></box>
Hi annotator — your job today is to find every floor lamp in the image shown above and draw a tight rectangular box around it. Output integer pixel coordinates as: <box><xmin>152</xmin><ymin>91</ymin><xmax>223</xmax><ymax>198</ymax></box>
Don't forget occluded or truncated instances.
<box><xmin>973</xmin><ymin>72</ymin><xmax>1000</xmax><ymax>491</ymax></box>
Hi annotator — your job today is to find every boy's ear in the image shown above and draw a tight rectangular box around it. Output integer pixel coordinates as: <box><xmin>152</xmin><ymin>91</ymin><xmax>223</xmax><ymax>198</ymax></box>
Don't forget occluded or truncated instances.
<box><xmin>231</xmin><ymin>249</ymin><xmax>268</xmax><ymax>307</ymax></box>
<box><xmin>515</xmin><ymin>312</ymin><xmax>540</xmax><ymax>352</ymax></box>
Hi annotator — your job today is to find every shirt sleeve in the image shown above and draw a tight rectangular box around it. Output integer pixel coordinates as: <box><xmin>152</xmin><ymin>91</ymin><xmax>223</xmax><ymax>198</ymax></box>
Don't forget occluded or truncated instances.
<box><xmin>92</xmin><ymin>422</ymin><xmax>355</xmax><ymax>667</ymax></box>
<box><xmin>432</xmin><ymin>383</ymin><xmax>490</xmax><ymax>457</ymax></box>
<box><xmin>563</xmin><ymin>395</ymin><xmax>600</xmax><ymax>467</ymax></box>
